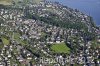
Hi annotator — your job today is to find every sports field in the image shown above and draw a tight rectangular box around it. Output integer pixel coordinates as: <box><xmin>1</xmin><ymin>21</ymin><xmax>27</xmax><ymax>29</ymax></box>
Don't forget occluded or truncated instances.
<box><xmin>51</xmin><ymin>42</ymin><xmax>70</xmax><ymax>54</ymax></box>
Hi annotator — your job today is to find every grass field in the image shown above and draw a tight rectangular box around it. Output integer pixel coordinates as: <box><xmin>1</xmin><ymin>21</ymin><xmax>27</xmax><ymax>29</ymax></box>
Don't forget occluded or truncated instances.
<box><xmin>0</xmin><ymin>0</ymin><xmax>11</xmax><ymax>2</ymax></box>
<box><xmin>1</xmin><ymin>37</ymin><xmax>9</xmax><ymax>45</ymax></box>
<box><xmin>0</xmin><ymin>0</ymin><xmax>12</xmax><ymax>5</ymax></box>
<box><xmin>51</xmin><ymin>42</ymin><xmax>70</xmax><ymax>54</ymax></box>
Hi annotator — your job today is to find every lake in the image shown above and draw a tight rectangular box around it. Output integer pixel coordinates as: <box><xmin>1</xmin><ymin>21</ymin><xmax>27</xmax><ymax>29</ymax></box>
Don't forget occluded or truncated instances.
<box><xmin>47</xmin><ymin>0</ymin><xmax>100</xmax><ymax>25</ymax></box>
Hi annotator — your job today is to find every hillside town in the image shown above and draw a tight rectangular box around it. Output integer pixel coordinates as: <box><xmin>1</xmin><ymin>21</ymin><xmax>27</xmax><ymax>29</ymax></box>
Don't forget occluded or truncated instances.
<box><xmin>0</xmin><ymin>0</ymin><xmax>100</xmax><ymax>66</ymax></box>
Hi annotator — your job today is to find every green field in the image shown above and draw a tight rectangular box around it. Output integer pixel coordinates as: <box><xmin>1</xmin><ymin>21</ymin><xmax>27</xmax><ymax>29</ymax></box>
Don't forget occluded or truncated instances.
<box><xmin>1</xmin><ymin>37</ymin><xmax>9</xmax><ymax>45</ymax></box>
<box><xmin>0</xmin><ymin>0</ymin><xmax>12</xmax><ymax>5</ymax></box>
<box><xmin>0</xmin><ymin>0</ymin><xmax>12</xmax><ymax>2</ymax></box>
<box><xmin>51</xmin><ymin>42</ymin><xmax>70</xmax><ymax>54</ymax></box>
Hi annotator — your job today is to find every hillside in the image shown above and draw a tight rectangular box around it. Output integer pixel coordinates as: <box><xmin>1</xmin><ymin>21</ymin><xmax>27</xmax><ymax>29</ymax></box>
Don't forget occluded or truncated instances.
<box><xmin>0</xmin><ymin>1</ymin><xmax>99</xmax><ymax>66</ymax></box>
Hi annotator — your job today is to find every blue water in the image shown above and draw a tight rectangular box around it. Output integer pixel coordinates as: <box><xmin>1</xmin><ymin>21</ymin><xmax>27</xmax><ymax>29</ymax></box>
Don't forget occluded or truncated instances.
<box><xmin>47</xmin><ymin>0</ymin><xmax>100</xmax><ymax>25</ymax></box>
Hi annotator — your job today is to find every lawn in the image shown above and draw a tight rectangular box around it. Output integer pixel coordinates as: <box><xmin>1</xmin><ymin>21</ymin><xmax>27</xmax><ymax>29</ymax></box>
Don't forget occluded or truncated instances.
<box><xmin>1</xmin><ymin>37</ymin><xmax>9</xmax><ymax>45</ymax></box>
<box><xmin>14</xmin><ymin>33</ymin><xmax>20</xmax><ymax>41</ymax></box>
<box><xmin>0</xmin><ymin>0</ymin><xmax>12</xmax><ymax>5</ymax></box>
<box><xmin>51</xmin><ymin>42</ymin><xmax>70</xmax><ymax>54</ymax></box>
